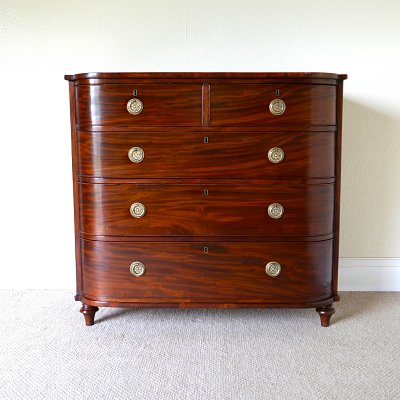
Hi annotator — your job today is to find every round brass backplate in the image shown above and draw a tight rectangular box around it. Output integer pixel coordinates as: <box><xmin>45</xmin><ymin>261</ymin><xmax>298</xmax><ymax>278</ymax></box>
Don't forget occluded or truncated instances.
<box><xmin>268</xmin><ymin>203</ymin><xmax>284</xmax><ymax>219</ymax></box>
<box><xmin>268</xmin><ymin>147</ymin><xmax>285</xmax><ymax>164</ymax></box>
<box><xmin>265</xmin><ymin>261</ymin><xmax>281</xmax><ymax>277</ymax></box>
<box><xmin>130</xmin><ymin>261</ymin><xmax>145</xmax><ymax>277</ymax></box>
<box><xmin>127</xmin><ymin>98</ymin><xmax>143</xmax><ymax>115</ymax></box>
<box><xmin>128</xmin><ymin>147</ymin><xmax>145</xmax><ymax>163</ymax></box>
<box><xmin>269</xmin><ymin>99</ymin><xmax>286</xmax><ymax>115</ymax></box>
<box><xmin>130</xmin><ymin>202</ymin><xmax>146</xmax><ymax>218</ymax></box>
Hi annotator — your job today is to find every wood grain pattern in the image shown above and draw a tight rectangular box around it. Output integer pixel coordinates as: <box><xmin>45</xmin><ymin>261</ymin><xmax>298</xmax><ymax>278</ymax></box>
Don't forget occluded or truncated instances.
<box><xmin>81</xmin><ymin>239</ymin><xmax>333</xmax><ymax>303</ymax></box>
<box><xmin>332</xmin><ymin>81</ymin><xmax>345</xmax><ymax>301</ymax></box>
<box><xmin>79</xmin><ymin>183</ymin><xmax>334</xmax><ymax>237</ymax></box>
<box><xmin>211</xmin><ymin>84</ymin><xmax>336</xmax><ymax>126</ymax></box>
<box><xmin>81</xmin><ymin>297</ymin><xmax>335</xmax><ymax>309</ymax></box>
<box><xmin>65</xmin><ymin>72</ymin><xmax>346</xmax><ymax>326</ymax></box>
<box><xmin>78</xmin><ymin>131</ymin><xmax>335</xmax><ymax>179</ymax></box>
<box><xmin>68</xmin><ymin>82</ymin><xmax>83</xmax><ymax>301</ymax></box>
<box><xmin>81</xmin><ymin>233</ymin><xmax>334</xmax><ymax>243</ymax></box>
<box><xmin>80</xmin><ymin>303</ymin><xmax>98</xmax><ymax>326</ymax></box>
<box><xmin>75</xmin><ymin>84</ymin><xmax>202</xmax><ymax>127</ymax></box>
<box><xmin>80</xmin><ymin>177</ymin><xmax>335</xmax><ymax>185</ymax></box>
<box><xmin>65</xmin><ymin>72</ymin><xmax>347</xmax><ymax>81</ymax></box>
<box><xmin>77</xmin><ymin>125</ymin><xmax>337</xmax><ymax>133</ymax></box>
<box><xmin>316</xmin><ymin>305</ymin><xmax>335</xmax><ymax>327</ymax></box>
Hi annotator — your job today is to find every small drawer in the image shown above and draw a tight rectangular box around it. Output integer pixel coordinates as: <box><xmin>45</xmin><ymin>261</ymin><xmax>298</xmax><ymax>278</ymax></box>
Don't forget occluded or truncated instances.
<box><xmin>210</xmin><ymin>84</ymin><xmax>337</xmax><ymax>126</ymax></box>
<box><xmin>79</xmin><ymin>183</ymin><xmax>334</xmax><ymax>237</ymax></box>
<box><xmin>78</xmin><ymin>131</ymin><xmax>335</xmax><ymax>179</ymax></box>
<box><xmin>75</xmin><ymin>84</ymin><xmax>203</xmax><ymax>126</ymax></box>
<box><xmin>81</xmin><ymin>239</ymin><xmax>333</xmax><ymax>303</ymax></box>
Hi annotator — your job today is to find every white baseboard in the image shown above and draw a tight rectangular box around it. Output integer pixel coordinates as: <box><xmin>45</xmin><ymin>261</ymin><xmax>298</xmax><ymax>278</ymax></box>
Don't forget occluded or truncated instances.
<box><xmin>339</xmin><ymin>258</ymin><xmax>400</xmax><ymax>291</ymax></box>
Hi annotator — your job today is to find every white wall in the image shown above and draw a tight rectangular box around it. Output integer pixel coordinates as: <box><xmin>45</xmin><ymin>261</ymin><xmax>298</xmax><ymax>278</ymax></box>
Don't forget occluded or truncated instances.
<box><xmin>1</xmin><ymin>0</ymin><xmax>399</xmax><ymax>289</ymax></box>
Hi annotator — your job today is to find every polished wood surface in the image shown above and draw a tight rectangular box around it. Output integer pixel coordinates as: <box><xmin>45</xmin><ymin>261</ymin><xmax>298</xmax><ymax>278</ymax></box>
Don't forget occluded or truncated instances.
<box><xmin>78</xmin><ymin>131</ymin><xmax>335</xmax><ymax>179</ymax></box>
<box><xmin>210</xmin><ymin>84</ymin><xmax>336</xmax><ymax>126</ymax></box>
<box><xmin>75</xmin><ymin>84</ymin><xmax>202</xmax><ymax>126</ymax></box>
<box><xmin>65</xmin><ymin>72</ymin><xmax>347</xmax><ymax>81</ymax></box>
<box><xmin>316</xmin><ymin>305</ymin><xmax>336</xmax><ymax>327</ymax></box>
<box><xmin>82</xmin><ymin>239</ymin><xmax>333</xmax><ymax>302</ymax></box>
<box><xmin>68</xmin><ymin>82</ymin><xmax>83</xmax><ymax>301</ymax></box>
<box><xmin>80</xmin><ymin>303</ymin><xmax>98</xmax><ymax>326</ymax></box>
<box><xmin>332</xmin><ymin>81</ymin><xmax>345</xmax><ymax>301</ymax></box>
<box><xmin>66</xmin><ymin>72</ymin><xmax>346</xmax><ymax>326</ymax></box>
<box><xmin>81</xmin><ymin>297</ymin><xmax>335</xmax><ymax>309</ymax></box>
<box><xmin>79</xmin><ymin>183</ymin><xmax>334</xmax><ymax>237</ymax></box>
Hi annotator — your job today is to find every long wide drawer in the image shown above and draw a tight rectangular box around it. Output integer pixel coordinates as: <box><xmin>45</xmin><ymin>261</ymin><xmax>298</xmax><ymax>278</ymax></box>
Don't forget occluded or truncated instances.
<box><xmin>211</xmin><ymin>84</ymin><xmax>337</xmax><ymax>126</ymax></box>
<box><xmin>75</xmin><ymin>84</ymin><xmax>203</xmax><ymax>127</ymax></box>
<box><xmin>80</xmin><ymin>183</ymin><xmax>334</xmax><ymax>237</ymax></box>
<box><xmin>81</xmin><ymin>239</ymin><xmax>333</xmax><ymax>303</ymax></box>
<box><xmin>78</xmin><ymin>131</ymin><xmax>335</xmax><ymax>179</ymax></box>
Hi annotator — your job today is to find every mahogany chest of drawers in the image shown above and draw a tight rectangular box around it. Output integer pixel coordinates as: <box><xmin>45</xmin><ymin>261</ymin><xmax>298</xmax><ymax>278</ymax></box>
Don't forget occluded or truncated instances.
<box><xmin>65</xmin><ymin>72</ymin><xmax>347</xmax><ymax>327</ymax></box>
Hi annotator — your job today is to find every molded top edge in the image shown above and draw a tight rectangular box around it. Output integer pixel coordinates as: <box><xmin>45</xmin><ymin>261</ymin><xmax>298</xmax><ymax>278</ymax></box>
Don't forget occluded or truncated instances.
<box><xmin>65</xmin><ymin>72</ymin><xmax>347</xmax><ymax>81</ymax></box>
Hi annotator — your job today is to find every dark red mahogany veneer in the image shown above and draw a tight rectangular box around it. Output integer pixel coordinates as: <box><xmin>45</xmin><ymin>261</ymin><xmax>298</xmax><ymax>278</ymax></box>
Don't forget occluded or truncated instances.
<box><xmin>65</xmin><ymin>72</ymin><xmax>347</xmax><ymax>327</ymax></box>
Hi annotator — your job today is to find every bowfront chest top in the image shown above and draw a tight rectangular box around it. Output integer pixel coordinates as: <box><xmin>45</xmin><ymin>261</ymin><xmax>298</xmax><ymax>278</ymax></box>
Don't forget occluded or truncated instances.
<box><xmin>65</xmin><ymin>72</ymin><xmax>347</xmax><ymax>327</ymax></box>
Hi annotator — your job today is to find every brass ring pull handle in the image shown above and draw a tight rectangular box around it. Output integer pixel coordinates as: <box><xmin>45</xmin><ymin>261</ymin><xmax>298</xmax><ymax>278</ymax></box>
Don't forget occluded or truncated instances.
<box><xmin>127</xmin><ymin>98</ymin><xmax>143</xmax><ymax>115</ymax></box>
<box><xmin>128</xmin><ymin>147</ymin><xmax>145</xmax><ymax>163</ymax></box>
<box><xmin>269</xmin><ymin>99</ymin><xmax>286</xmax><ymax>115</ymax></box>
<box><xmin>265</xmin><ymin>261</ymin><xmax>281</xmax><ymax>277</ymax></box>
<box><xmin>268</xmin><ymin>147</ymin><xmax>285</xmax><ymax>163</ymax></box>
<box><xmin>130</xmin><ymin>202</ymin><xmax>146</xmax><ymax>218</ymax></box>
<box><xmin>130</xmin><ymin>261</ymin><xmax>146</xmax><ymax>277</ymax></box>
<box><xmin>268</xmin><ymin>203</ymin><xmax>284</xmax><ymax>219</ymax></box>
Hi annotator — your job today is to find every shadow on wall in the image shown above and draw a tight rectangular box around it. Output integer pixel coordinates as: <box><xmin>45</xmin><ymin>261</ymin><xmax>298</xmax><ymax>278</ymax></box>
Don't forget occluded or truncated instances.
<box><xmin>340</xmin><ymin>98</ymin><xmax>400</xmax><ymax>257</ymax></box>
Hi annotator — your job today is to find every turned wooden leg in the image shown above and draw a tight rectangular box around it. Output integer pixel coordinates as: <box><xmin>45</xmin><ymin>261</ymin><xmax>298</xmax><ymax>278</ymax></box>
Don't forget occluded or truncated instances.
<box><xmin>316</xmin><ymin>305</ymin><xmax>335</xmax><ymax>327</ymax></box>
<box><xmin>80</xmin><ymin>303</ymin><xmax>99</xmax><ymax>326</ymax></box>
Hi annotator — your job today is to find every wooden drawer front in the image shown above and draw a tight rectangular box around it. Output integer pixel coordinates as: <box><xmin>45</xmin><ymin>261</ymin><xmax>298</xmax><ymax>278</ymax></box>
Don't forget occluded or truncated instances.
<box><xmin>82</xmin><ymin>240</ymin><xmax>333</xmax><ymax>302</ymax></box>
<box><xmin>80</xmin><ymin>183</ymin><xmax>334</xmax><ymax>237</ymax></box>
<box><xmin>211</xmin><ymin>84</ymin><xmax>336</xmax><ymax>126</ymax></box>
<box><xmin>75</xmin><ymin>84</ymin><xmax>202</xmax><ymax>126</ymax></box>
<box><xmin>79</xmin><ymin>131</ymin><xmax>335</xmax><ymax>179</ymax></box>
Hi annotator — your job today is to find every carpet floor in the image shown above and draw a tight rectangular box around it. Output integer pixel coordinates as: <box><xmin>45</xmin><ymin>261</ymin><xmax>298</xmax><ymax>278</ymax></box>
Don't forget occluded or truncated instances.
<box><xmin>0</xmin><ymin>291</ymin><xmax>399</xmax><ymax>399</ymax></box>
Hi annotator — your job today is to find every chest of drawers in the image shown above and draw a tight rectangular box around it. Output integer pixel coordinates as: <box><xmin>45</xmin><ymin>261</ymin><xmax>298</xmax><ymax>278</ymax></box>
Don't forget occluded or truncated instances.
<box><xmin>65</xmin><ymin>72</ymin><xmax>346</xmax><ymax>327</ymax></box>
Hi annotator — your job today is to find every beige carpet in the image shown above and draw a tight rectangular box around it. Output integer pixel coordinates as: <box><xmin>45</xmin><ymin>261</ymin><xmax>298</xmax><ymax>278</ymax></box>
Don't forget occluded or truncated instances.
<box><xmin>0</xmin><ymin>291</ymin><xmax>399</xmax><ymax>400</ymax></box>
